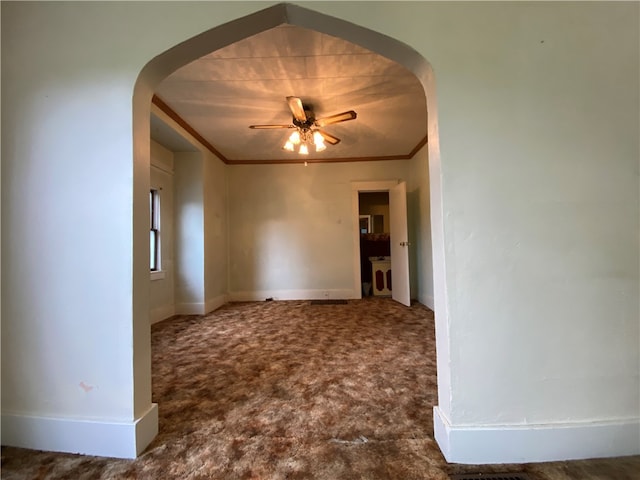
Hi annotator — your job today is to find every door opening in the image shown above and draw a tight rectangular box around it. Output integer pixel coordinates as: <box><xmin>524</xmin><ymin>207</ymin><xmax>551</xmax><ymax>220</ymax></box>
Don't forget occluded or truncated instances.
<box><xmin>352</xmin><ymin>181</ymin><xmax>411</xmax><ymax>307</ymax></box>
<box><xmin>359</xmin><ymin>191</ymin><xmax>391</xmax><ymax>298</ymax></box>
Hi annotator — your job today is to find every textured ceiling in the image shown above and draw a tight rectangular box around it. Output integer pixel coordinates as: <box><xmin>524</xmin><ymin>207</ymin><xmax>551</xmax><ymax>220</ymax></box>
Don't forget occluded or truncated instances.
<box><xmin>153</xmin><ymin>24</ymin><xmax>427</xmax><ymax>163</ymax></box>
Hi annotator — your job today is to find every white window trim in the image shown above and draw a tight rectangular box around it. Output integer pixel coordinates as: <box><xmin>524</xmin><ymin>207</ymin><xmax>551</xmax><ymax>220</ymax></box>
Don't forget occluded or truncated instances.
<box><xmin>150</xmin><ymin>188</ymin><xmax>162</xmax><ymax>274</ymax></box>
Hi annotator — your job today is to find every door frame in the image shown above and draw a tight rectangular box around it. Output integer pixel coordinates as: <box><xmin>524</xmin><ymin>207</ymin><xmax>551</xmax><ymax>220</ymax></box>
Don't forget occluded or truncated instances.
<box><xmin>351</xmin><ymin>180</ymin><xmax>402</xmax><ymax>299</ymax></box>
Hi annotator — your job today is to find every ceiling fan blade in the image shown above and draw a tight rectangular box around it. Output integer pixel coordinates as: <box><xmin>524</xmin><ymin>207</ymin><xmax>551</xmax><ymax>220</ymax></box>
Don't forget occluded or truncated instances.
<box><xmin>286</xmin><ymin>96</ymin><xmax>307</xmax><ymax>123</ymax></box>
<box><xmin>315</xmin><ymin>110</ymin><xmax>357</xmax><ymax>127</ymax></box>
<box><xmin>317</xmin><ymin>129</ymin><xmax>341</xmax><ymax>145</ymax></box>
<box><xmin>249</xmin><ymin>124</ymin><xmax>294</xmax><ymax>129</ymax></box>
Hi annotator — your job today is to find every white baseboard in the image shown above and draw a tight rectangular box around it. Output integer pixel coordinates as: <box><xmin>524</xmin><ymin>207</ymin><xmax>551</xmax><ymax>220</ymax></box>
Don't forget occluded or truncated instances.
<box><xmin>205</xmin><ymin>294</ymin><xmax>227</xmax><ymax>314</ymax></box>
<box><xmin>150</xmin><ymin>304</ymin><xmax>175</xmax><ymax>324</ymax></box>
<box><xmin>175</xmin><ymin>302</ymin><xmax>205</xmax><ymax>315</ymax></box>
<box><xmin>433</xmin><ymin>406</ymin><xmax>640</xmax><ymax>464</ymax></box>
<box><xmin>135</xmin><ymin>404</ymin><xmax>159</xmax><ymax>456</ymax></box>
<box><xmin>228</xmin><ymin>289</ymin><xmax>357</xmax><ymax>302</ymax></box>
<box><xmin>174</xmin><ymin>295</ymin><xmax>227</xmax><ymax>316</ymax></box>
<box><xmin>1</xmin><ymin>404</ymin><xmax>158</xmax><ymax>459</ymax></box>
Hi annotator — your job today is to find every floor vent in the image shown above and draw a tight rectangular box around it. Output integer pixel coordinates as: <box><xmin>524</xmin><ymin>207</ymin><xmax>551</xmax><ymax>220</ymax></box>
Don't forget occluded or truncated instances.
<box><xmin>450</xmin><ymin>474</ymin><xmax>533</xmax><ymax>480</ymax></box>
<box><xmin>310</xmin><ymin>299</ymin><xmax>348</xmax><ymax>305</ymax></box>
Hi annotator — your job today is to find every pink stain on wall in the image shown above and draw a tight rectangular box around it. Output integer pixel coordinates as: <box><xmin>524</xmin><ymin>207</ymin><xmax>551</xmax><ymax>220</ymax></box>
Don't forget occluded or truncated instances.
<box><xmin>79</xmin><ymin>381</ymin><xmax>94</xmax><ymax>393</ymax></box>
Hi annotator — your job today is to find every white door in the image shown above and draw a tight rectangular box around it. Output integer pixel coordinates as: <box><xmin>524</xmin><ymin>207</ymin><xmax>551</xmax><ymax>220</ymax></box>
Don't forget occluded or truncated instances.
<box><xmin>389</xmin><ymin>181</ymin><xmax>411</xmax><ymax>306</ymax></box>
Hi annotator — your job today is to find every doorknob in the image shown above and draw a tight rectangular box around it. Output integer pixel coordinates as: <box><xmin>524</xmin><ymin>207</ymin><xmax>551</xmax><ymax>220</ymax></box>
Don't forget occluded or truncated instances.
<box><xmin>400</xmin><ymin>241</ymin><xmax>411</xmax><ymax>246</ymax></box>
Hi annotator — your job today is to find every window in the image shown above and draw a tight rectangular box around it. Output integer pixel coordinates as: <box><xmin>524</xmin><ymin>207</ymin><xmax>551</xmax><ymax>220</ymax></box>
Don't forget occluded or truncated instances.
<box><xmin>150</xmin><ymin>189</ymin><xmax>160</xmax><ymax>271</ymax></box>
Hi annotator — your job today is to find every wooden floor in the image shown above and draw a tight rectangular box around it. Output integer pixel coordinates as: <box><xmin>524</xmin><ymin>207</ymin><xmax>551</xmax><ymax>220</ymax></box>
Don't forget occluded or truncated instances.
<box><xmin>2</xmin><ymin>298</ymin><xmax>639</xmax><ymax>479</ymax></box>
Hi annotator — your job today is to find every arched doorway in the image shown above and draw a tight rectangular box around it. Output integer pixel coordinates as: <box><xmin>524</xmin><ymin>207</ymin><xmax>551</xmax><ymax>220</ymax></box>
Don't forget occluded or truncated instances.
<box><xmin>132</xmin><ymin>2</ymin><xmax>447</xmax><ymax>455</ymax></box>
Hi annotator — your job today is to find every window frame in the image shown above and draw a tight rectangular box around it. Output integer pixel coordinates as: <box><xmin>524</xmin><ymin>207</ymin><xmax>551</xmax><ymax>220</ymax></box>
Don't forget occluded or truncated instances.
<box><xmin>150</xmin><ymin>189</ymin><xmax>160</xmax><ymax>272</ymax></box>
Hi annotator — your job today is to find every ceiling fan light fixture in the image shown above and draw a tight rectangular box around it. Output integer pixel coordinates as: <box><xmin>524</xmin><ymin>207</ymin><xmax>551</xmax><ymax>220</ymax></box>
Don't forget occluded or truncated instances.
<box><xmin>289</xmin><ymin>130</ymin><xmax>301</xmax><ymax>145</ymax></box>
<box><xmin>313</xmin><ymin>131</ymin><xmax>326</xmax><ymax>152</ymax></box>
<box><xmin>251</xmin><ymin>96</ymin><xmax>357</xmax><ymax>156</ymax></box>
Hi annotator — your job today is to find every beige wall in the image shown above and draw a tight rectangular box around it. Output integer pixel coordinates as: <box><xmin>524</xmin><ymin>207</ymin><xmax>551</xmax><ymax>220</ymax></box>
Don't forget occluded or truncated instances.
<box><xmin>227</xmin><ymin>160</ymin><xmax>412</xmax><ymax>300</ymax></box>
<box><xmin>408</xmin><ymin>144</ymin><xmax>434</xmax><ymax>308</ymax></box>
<box><xmin>203</xmin><ymin>150</ymin><xmax>228</xmax><ymax>311</ymax></box>
<box><xmin>150</xmin><ymin>108</ymin><xmax>229</xmax><ymax>318</ymax></box>
<box><xmin>173</xmin><ymin>150</ymin><xmax>228</xmax><ymax>315</ymax></box>
<box><xmin>174</xmin><ymin>152</ymin><xmax>205</xmax><ymax>311</ymax></box>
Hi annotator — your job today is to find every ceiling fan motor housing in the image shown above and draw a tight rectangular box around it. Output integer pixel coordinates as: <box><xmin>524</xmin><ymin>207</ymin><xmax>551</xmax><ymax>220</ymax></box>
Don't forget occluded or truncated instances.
<box><xmin>293</xmin><ymin>105</ymin><xmax>316</xmax><ymax>130</ymax></box>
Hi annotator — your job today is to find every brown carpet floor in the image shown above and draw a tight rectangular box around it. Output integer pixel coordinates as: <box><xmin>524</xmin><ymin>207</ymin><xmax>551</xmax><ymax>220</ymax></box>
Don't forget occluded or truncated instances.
<box><xmin>2</xmin><ymin>298</ymin><xmax>639</xmax><ymax>479</ymax></box>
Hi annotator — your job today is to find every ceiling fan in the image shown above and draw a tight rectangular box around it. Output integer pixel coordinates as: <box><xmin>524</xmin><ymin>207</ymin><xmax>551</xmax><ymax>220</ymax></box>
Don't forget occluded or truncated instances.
<box><xmin>249</xmin><ymin>96</ymin><xmax>357</xmax><ymax>154</ymax></box>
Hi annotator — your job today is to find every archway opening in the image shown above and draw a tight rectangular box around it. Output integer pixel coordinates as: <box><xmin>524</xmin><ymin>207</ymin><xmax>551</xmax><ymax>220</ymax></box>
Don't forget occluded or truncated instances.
<box><xmin>133</xmin><ymin>1</ymin><xmax>448</xmax><ymax>456</ymax></box>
